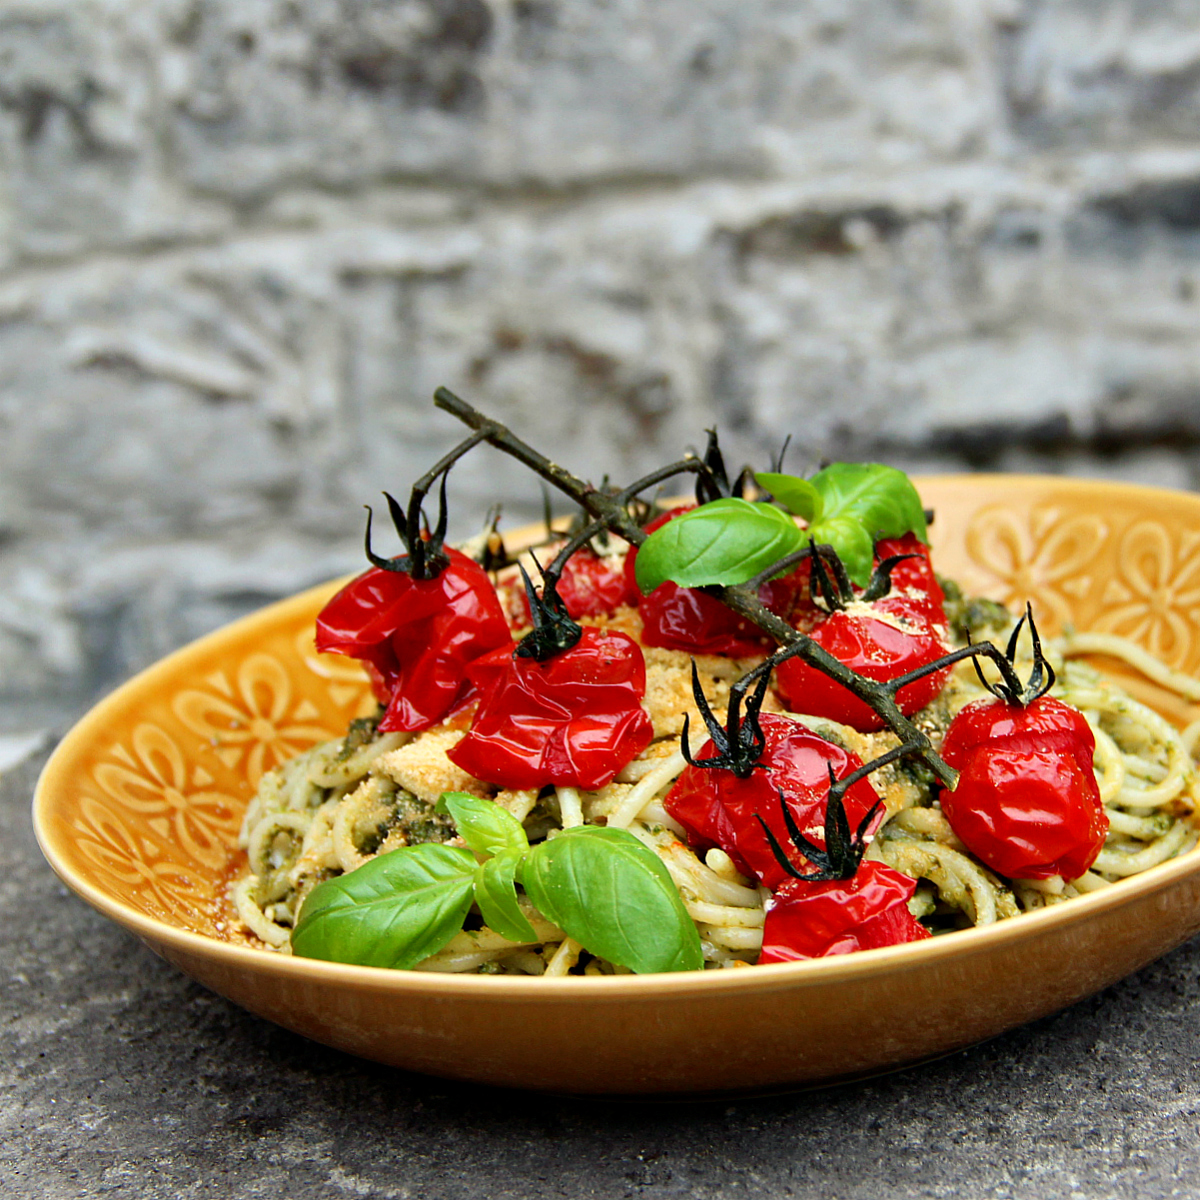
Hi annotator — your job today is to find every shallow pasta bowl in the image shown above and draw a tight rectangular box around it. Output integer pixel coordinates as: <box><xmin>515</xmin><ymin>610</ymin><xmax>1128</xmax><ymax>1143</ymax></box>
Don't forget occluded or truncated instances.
<box><xmin>33</xmin><ymin>475</ymin><xmax>1200</xmax><ymax>1096</ymax></box>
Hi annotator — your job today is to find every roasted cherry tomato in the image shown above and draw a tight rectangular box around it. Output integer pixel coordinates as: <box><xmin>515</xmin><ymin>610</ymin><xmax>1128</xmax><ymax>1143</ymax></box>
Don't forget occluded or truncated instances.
<box><xmin>758</xmin><ymin>860</ymin><xmax>929</xmax><ymax>962</ymax></box>
<box><xmin>510</xmin><ymin>546</ymin><xmax>630</xmax><ymax>626</ymax></box>
<box><xmin>447</xmin><ymin>627</ymin><xmax>653</xmax><ymax>791</ymax></box>
<box><xmin>939</xmin><ymin>695</ymin><xmax>1107</xmax><ymax>880</ymax></box>
<box><xmin>773</xmin><ymin>533</ymin><xmax>951</xmax><ymax>731</ymax></box>
<box><xmin>664</xmin><ymin>713</ymin><xmax>882</xmax><ymax>889</ymax></box>
<box><xmin>316</xmin><ymin>547</ymin><xmax>513</xmax><ymax>733</ymax></box>
<box><xmin>788</xmin><ymin>532</ymin><xmax>946</xmax><ymax>632</ymax></box>
<box><xmin>625</xmin><ymin>507</ymin><xmax>801</xmax><ymax>657</ymax></box>
<box><xmin>773</xmin><ymin>608</ymin><xmax>950</xmax><ymax>732</ymax></box>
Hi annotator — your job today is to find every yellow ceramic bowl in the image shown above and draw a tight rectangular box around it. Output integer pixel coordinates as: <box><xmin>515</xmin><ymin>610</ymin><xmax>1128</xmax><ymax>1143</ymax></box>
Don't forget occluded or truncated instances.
<box><xmin>33</xmin><ymin>476</ymin><xmax>1200</xmax><ymax>1096</ymax></box>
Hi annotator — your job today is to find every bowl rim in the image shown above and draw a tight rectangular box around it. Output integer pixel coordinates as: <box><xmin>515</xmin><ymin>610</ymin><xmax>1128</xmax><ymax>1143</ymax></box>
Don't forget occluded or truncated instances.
<box><xmin>32</xmin><ymin>472</ymin><xmax>1200</xmax><ymax>1003</ymax></box>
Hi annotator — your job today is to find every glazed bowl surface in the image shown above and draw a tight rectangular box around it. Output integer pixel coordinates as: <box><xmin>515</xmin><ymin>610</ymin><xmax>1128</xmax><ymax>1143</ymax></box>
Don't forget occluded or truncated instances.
<box><xmin>33</xmin><ymin>475</ymin><xmax>1200</xmax><ymax>1095</ymax></box>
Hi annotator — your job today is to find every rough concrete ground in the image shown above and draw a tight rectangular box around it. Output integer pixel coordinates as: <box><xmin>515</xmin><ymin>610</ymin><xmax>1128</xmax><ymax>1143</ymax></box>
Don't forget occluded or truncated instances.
<box><xmin>6</xmin><ymin>746</ymin><xmax>1200</xmax><ymax>1200</ymax></box>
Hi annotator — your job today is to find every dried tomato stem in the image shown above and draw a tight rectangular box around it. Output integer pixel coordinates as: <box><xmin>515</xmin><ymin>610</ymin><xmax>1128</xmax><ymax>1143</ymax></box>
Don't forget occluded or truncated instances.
<box><xmin>437</xmin><ymin>388</ymin><xmax>657</xmax><ymax>541</ymax></box>
<box><xmin>831</xmin><ymin>739</ymin><xmax>926</xmax><ymax>806</ymax></box>
<box><xmin>885</xmin><ymin>640</ymin><xmax>1023</xmax><ymax>698</ymax></box>
<box><xmin>434</xmin><ymin>386</ymin><xmax>960</xmax><ymax>790</ymax></box>
<box><xmin>742</xmin><ymin>545</ymin><xmax>816</xmax><ymax>592</ymax></box>
<box><xmin>615</xmin><ymin>460</ymin><xmax>706</xmax><ymax>505</ymax></box>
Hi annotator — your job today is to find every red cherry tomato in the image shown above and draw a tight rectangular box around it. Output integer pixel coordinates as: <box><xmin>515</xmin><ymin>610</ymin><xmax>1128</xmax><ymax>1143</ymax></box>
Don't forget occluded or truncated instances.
<box><xmin>773</xmin><ymin>609</ymin><xmax>950</xmax><ymax>732</ymax></box>
<box><xmin>789</xmin><ymin>532</ymin><xmax>946</xmax><ymax>631</ymax></box>
<box><xmin>509</xmin><ymin>546</ymin><xmax>630</xmax><ymax>626</ymax></box>
<box><xmin>625</xmin><ymin>507</ymin><xmax>802</xmax><ymax>656</ymax></box>
<box><xmin>773</xmin><ymin>533</ymin><xmax>951</xmax><ymax>731</ymax></box>
<box><xmin>316</xmin><ymin>548</ymin><xmax>513</xmax><ymax>733</ymax></box>
<box><xmin>940</xmin><ymin>694</ymin><xmax>1093</xmax><ymax>765</ymax></box>
<box><xmin>664</xmin><ymin>713</ymin><xmax>883</xmax><ymax>889</ymax></box>
<box><xmin>873</xmin><ymin>533</ymin><xmax>945</xmax><ymax>621</ymax></box>
<box><xmin>939</xmin><ymin>696</ymin><xmax>1108</xmax><ymax>880</ymax></box>
<box><xmin>558</xmin><ymin>548</ymin><xmax>630</xmax><ymax>617</ymax></box>
<box><xmin>758</xmin><ymin>860</ymin><xmax>930</xmax><ymax>962</ymax></box>
<box><xmin>447</xmin><ymin>627</ymin><xmax>653</xmax><ymax>791</ymax></box>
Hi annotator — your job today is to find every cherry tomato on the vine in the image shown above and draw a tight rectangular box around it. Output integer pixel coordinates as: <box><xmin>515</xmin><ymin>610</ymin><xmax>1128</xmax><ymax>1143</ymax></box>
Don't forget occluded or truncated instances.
<box><xmin>939</xmin><ymin>695</ymin><xmax>1107</xmax><ymax>880</ymax></box>
<box><xmin>316</xmin><ymin>547</ymin><xmax>513</xmax><ymax>733</ymax></box>
<box><xmin>773</xmin><ymin>533</ymin><xmax>951</xmax><ymax>732</ymax></box>
<box><xmin>664</xmin><ymin>713</ymin><xmax>883</xmax><ymax>890</ymax></box>
<box><xmin>447</xmin><ymin>626</ymin><xmax>653</xmax><ymax>791</ymax></box>
<box><xmin>773</xmin><ymin>609</ymin><xmax>950</xmax><ymax>732</ymax></box>
<box><xmin>758</xmin><ymin>860</ymin><xmax>929</xmax><ymax>962</ymax></box>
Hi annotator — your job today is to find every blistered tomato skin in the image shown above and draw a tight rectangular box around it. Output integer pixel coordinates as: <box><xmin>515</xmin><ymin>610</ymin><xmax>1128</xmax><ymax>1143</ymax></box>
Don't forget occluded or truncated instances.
<box><xmin>942</xmin><ymin>747</ymin><xmax>1107</xmax><ymax>880</ymax></box>
<box><xmin>624</xmin><ymin>507</ymin><xmax>802</xmax><ymax>657</ymax></box>
<box><xmin>773</xmin><ymin>611</ymin><xmax>951</xmax><ymax>732</ymax></box>
<box><xmin>557</xmin><ymin>549</ymin><xmax>630</xmax><ymax>618</ymax></box>
<box><xmin>447</xmin><ymin>627</ymin><xmax>653</xmax><ymax>791</ymax></box>
<box><xmin>316</xmin><ymin>548</ymin><xmax>513</xmax><ymax>733</ymax></box>
<box><xmin>940</xmin><ymin>695</ymin><xmax>1096</xmax><ymax>768</ymax></box>
<box><xmin>663</xmin><ymin>714</ymin><xmax>883</xmax><ymax>890</ymax></box>
<box><xmin>939</xmin><ymin>695</ymin><xmax>1108</xmax><ymax>881</ymax></box>
<box><xmin>758</xmin><ymin>861</ymin><xmax>930</xmax><ymax>962</ymax></box>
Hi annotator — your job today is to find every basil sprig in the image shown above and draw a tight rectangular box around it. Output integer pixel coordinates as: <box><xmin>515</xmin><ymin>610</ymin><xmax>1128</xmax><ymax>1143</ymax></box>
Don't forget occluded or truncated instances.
<box><xmin>291</xmin><ymin>792</ymin><xmax>703</xmax><ymax>974</ymax></box>
<box><xmin>290</xmin><ymin>842</ymin><xmax>477</xmax><ymax>970</ymax></box>
<box><xmin>521</xmin><ymin>826</ymin><xmax>703</xmax><ymax>974</ymax></box>
<box><xmin>435</xmin><ymin>790</ymin><xmax>529</xmax><ymax>858</ymax></box>
<box><xmin>633</xmin><ymin>497</ymin><xmax>804</xmax><ymax>594</ymax></box>
<box><xmin>633</xmin><ymin>461</ymin><xmax>926</xmax><ymax>593</ymax></box>
<box><xmin>474</xmin><ymin>849</ymin><xmax>537</xmax><ymax>943</ymax></box>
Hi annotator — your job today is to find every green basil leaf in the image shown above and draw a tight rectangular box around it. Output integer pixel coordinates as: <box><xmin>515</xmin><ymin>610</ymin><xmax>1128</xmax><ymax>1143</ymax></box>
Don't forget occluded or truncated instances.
<box><xmin>753</xmin><ymin>472</ymin><xmax>822</xmax><ymax>523</ymax></box>
<box><xmin>811</xmin><ymin>462</ymin><xmax>927</xmax><ymax>544</ymax></box>
<box><xmin>520</xmin><ymin>826</ymin><xmax>704</xmax><ymax>974</ymax></box>
<box><xmin>633</xmin><ymin>498</ymin><xmax>805</xmax><ymax>594</ymax></box>
<box><xmin>808</xmin><ymin>464</ymin><xmax>928</xmax><ymax>587</ymax></box>
<box><xmin>474</xmin><ymin>850</ymin><xmax>538</xmax><ymax>944</ymax></box>
<box><xmin>436</xmin><ymin>791</ymin><xmax>529</xmax><ymax>858</ymax></box>
<box><xmin>292</xmin><ymin>843</ymin><xmax>476</xmax><ymax>970</ymax></box>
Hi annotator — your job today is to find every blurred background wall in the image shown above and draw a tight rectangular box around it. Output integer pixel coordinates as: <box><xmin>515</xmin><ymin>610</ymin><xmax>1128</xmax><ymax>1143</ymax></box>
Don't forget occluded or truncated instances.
<box><xmin>3</xmin><ymin>0</ymin><xmax>1200</xmax><ymax>737</ymax></box>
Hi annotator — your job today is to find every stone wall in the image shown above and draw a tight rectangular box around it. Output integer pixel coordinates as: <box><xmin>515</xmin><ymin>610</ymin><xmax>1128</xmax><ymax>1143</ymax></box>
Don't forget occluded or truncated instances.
<box><xmin>4</xmin><ymin>0</ymin><xmax>1200</xmax><ymax>733</ymax></box>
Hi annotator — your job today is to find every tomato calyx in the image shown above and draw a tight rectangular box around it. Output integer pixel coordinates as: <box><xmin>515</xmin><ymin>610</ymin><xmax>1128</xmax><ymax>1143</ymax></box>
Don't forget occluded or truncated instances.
<box><xmin>755</xmin><ymin>779</ymin><xmax>878</xmax><ymax>882</ymax></box>
<box><xmin>694</xmin><ymin>427</ymin><xmax>756</xmax><ymax>505</ymax></box>
<box><xmin>514</xmin><ymin>560</ymin><xmax>584</xmax><ymax>662</ymax></box>
<box><xmin>363</xmin><ymin>486</ymin><xmax>451</xmax><ymax>581</ymax></box>
<box><xmin>811</xmin><ymin>542</ymin><xmax>931</xmax><ymax>614</ymax></box>
<box><xmin>967</xmin><ymin>603</ymin><xmax>1054</xmax><ymax>707</ymax></box>
<box><xmin>804</xmin><ymin>540</ymin><xmax>919</xmax><ymax>613</ymax></box>
<box><xmin>680</xmin><ymin>660</ymin><xmax>772</xmax><ymax>779</ymax></box>
<box><xmin>754</xmin><ymin>738</ymin><xmax>919</xmax><ymax>882</ymax></box>
<box><xmin>362</xmin><ymin>429</ymin><xmax>494</xmax><ymax>581</ymax></box>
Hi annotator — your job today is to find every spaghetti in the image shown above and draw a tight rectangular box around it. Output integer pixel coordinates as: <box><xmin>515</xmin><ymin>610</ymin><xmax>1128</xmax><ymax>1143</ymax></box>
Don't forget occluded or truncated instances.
<box><xmin>234</xmin><ymin>598</ymin><xmax>1200</xmax><ymax>972</ymax></box>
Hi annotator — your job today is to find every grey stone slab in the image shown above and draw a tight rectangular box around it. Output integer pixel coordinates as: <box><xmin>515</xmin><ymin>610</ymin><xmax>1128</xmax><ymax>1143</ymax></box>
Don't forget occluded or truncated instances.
<box><xmin>6</xmin><ymin>744</ymin><xmax>1200</xmax><ymax>1200</ymax></box>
